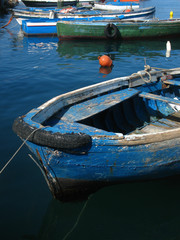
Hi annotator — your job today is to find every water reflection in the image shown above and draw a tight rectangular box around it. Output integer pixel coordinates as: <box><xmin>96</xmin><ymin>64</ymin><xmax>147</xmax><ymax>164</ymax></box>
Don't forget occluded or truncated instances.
<box><xmin>99</xmin><ymin>66</ymin><xmax>113</xmax><ymax>75</ymax></box>
<box><xmin>35</xmin><ymin>177</ymin><xmax>180</xmax><ymax>240</ymax></box>
<box><xmin>56</xmin><ymin>39</ymin><xmax>180</xmax><ymax>60</ymax></box>
<box><xmin>10</xmin><ymin>35</ymin><xmax>180</xmax><ymax>61</ymax></box>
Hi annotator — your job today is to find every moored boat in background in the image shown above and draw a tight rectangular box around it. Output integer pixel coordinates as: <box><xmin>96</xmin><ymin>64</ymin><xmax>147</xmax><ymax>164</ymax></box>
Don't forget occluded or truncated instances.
<box><xmin>93</xmin><ymin>0</ymin><xmax>139</xmax><ymax>11</ymax></box>
<box><xmin>56</xmin><ymin>18</ymin><xmax>180</xmax><ymax>40</ymax></box>
<box><xmin>12</xmin><ymin>6</ymin><xmax>155</xmax><ymax>23</ymax></box>
<box><xmin>18</xmin><ymin>6</ymin><xmax>155</xmax><ymax>36</ymax></box>
<box><xmin>20</xmin><ymin>0</ymin><xmax>92</xmax><ymax>7</ymax></box>
<box><xmin>13</xmin><ymin>66</ymin><xmax>180</xmax><ymax>201</ymax></box>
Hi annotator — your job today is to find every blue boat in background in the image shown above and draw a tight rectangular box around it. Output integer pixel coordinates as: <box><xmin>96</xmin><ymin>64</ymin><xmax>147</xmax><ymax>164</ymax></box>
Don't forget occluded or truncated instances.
<box><xmin>21</xmin><ymin>18</ymin><xmax>58</xmax><ymax>36</ymax></box>
<box><xmin>14</xmin><ymin>6</ymin><xmax>155</xmax><ymax>36</ymax></box>
<box><xmin>13</xmin><ymin>6</ymin><xmax>154</xmax><ymax>21</ymax></box>
<box><xmin>13</xmin><ymin>66</ymin><xmax>180</xmax><ymax>201</ymax></box>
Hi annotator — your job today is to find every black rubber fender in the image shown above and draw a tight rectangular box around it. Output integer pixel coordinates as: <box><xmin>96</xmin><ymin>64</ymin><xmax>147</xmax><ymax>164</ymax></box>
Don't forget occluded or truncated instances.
<box><xmin>12</xmin><ymin>116</ymin><xmax>92</xmax><ymax>151</ymax></box>
<box><xmin>104</xmin><ymin>23</ymin><xmax>119</xmax><ymax>39</ymax></box>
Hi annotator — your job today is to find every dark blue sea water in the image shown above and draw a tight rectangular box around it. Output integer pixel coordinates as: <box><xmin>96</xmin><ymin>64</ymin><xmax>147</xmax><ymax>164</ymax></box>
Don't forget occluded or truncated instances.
<box><xmin>1</xmin><ymin>0</ymin><xmax>180</xmax><ymax>239</ymax></box>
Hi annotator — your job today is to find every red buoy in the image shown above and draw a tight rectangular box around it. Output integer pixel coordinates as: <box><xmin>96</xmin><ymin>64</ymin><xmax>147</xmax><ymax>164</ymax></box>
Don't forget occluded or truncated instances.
<box><xmin>98</xmin><ymin>55</ymin><xmax>112</xmax><ymax>67</ymax></box>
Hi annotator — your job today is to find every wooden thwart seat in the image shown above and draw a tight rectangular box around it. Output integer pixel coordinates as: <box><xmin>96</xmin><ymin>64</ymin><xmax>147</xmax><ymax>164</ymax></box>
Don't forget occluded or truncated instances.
<box><xmin>58</xmin><ymin>88</ymin><xmax>140</xmax><ymax>122</ymax></box>
<box><xmin>139</xmin><ymin>92</ymin><xmax>180</xmax><ymax>106</ymax></box>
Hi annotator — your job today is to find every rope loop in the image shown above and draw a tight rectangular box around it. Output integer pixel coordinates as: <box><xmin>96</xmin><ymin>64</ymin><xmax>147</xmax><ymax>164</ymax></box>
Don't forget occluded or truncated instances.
<box><xmin>130</xmin><ymin>65</ymin><xmax>152</xmax><ymax>83</ymax></box>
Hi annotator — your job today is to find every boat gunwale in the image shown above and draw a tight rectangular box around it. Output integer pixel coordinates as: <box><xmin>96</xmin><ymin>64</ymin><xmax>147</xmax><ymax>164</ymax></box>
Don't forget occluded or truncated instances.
<box><xmin>58</xmin><ymin>18</ymin><xmax>180</xmax><ymax>26</ymax></box>
<box><xmin>33</xmin><ymin>67</ymin><xmax>180</xmax><ymax>120</ymax></box>
<box><xmin>32</xmin><ymin>68</ymin><xmax>158</xmax><ymax>121</ymax></box>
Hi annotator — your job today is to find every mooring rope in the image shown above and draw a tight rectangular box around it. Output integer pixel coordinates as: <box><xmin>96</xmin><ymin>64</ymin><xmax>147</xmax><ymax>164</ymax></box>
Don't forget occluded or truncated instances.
<box><xmin>28</xmin><ymin>153</ymin><xmax>52</xmax><ymax>190</ymax></box>
<box><xmin>0</xmin><ymin>127</ymin><xmax>43</xmax><ymax>175</ymax></box>
<box><xmin>130</xmin><ymin>65</ymin><xmax>152</xmax><ymax>83</ymax></box>
<box><xmin>62</xmin><ymin>195</ymin><xmax>92</xmax><ymax>240</ymax></box>
<box><xmin>1</xmin><ymin>14</ymin><xmax>14</xmax><ymax>29</ymax></box>
<box><xmin>130</xmin><ymin>65</ymin><xmax>180</xmax><ymax>84</ymax></box>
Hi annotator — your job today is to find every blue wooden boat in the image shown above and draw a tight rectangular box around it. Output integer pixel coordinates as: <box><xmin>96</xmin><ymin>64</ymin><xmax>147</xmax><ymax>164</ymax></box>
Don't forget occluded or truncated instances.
<box><xmin>20</xmin><ymin>18</ymin><xmax>57</xmax><ymax>36</ymax></box>
<box><xmin>12</xmin><ymin>6</ymin><xmax>155</xmax><ymax>23</ymax></box>
<box><xmin>13</xmin><ymin>67</ymin><xmax>180</xmax><ymax>201</ymax></box>
<box><xmin>17</xmin><ymin>6</ymin><xmax>155</xmax><ymax>36</ymax></box>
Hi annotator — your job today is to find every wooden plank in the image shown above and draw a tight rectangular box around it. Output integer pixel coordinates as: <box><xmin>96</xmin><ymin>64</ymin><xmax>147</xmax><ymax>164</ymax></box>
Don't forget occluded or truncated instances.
<box><xmin>60</xmin><ymin>88</ymin><xmax>140</xmax><ymax>122</ymax></box>
<box><xmin>163</xmin><ymin>80</ymin><xmax>180</xmax><ymax>87</ymax></box>
<box><xmin>158</xmin><ymin>118</ymin><xmax>180</xmax><ymax>127</ymax></box>
<box><xmin>139</xmin><ymin>92</ymin><xmax>180</xmax><ymax>106</ymax></box>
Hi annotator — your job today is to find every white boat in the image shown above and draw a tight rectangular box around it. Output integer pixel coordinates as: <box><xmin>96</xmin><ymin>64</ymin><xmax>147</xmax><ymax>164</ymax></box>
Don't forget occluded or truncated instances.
<box><xmin>93</xmin><ymin>0</ymin><xmax>139</xmax><ymax>11</ymax></box>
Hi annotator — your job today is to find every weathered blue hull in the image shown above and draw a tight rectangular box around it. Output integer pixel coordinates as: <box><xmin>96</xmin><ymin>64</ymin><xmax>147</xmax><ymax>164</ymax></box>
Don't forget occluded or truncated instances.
<box><xmin>28</xmin><ymin>138</ymin><xmax>180</xmax><ymax>181</ymax></box>
<box><xmin>25</xmin><ymin>135</ymin><xmax>180</xmax><ymax>201</ymax></box>
<box><xmin>13</xmin><ymin>67</ymin><xmax>180</xmax><ymax>201</ymax></box>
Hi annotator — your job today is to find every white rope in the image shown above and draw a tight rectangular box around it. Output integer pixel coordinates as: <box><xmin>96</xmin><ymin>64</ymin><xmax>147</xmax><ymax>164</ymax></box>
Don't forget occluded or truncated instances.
<box><xmin>130</xmin><ymin>65</ymin><xmax>180</xmax><ymax>84</ymax></box>
<box><xmin>0</xmin><ymin>127</ymin><xmax>42</xmax><ymax>175</ymax></box>
<box><xmin>131</xmin><ymin>71</ymin><xmax>152</xmax><ymax>83</ymax></box>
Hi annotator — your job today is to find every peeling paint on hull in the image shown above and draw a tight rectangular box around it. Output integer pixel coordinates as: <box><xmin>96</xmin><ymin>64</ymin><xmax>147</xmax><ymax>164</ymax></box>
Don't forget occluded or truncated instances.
<box><xmin>26</xmin><ymin>136</ymin><xmax>180</xmax><ymax>201</ymax></box>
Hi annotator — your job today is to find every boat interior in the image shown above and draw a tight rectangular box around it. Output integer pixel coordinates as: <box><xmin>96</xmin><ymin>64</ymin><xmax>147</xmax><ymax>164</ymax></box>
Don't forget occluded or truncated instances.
<box><xmin>44</xmin><ymin>76</ymin><xmax>180</xmax><ymax>136</ymax></box>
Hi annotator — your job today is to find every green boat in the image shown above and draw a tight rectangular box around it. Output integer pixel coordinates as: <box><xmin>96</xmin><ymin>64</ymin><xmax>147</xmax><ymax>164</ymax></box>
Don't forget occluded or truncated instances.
<box><xmin>56</xmin><ymin>19</ymin><xmax>180</xmax><ymax>40</ymax></box>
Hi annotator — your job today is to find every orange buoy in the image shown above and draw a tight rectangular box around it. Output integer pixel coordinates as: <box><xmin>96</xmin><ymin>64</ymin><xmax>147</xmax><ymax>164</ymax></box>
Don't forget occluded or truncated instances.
<box><xmin>98</xmin><ymin>55</ymin><xmax>112</xmax><ymax>67</ymax></box>
<box><xmin>124</xmin><ymin>9</ymin><xmax>131</xmax><ymax>13</ymax></box>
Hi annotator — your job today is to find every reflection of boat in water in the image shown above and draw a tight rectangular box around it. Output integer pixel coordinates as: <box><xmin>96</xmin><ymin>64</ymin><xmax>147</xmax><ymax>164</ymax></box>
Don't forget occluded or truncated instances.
<box><xmin>36</xmin><ymin>176</ymin><xmax>180</xmax><ymax>239</ymax></box>
<box><xmin>21</xmin><ymin>36</ymin><xmax>180</xmax><ymax>60</ymax></box>
<box><xmin>56</xmin><ymin>38</ymin><xmax>180</xmax><ymax>59</ymax></box>
<box><xmin>20</xmin><ymin>35</ymin><xmax>59</xmax><ymax>51</ymax></box>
